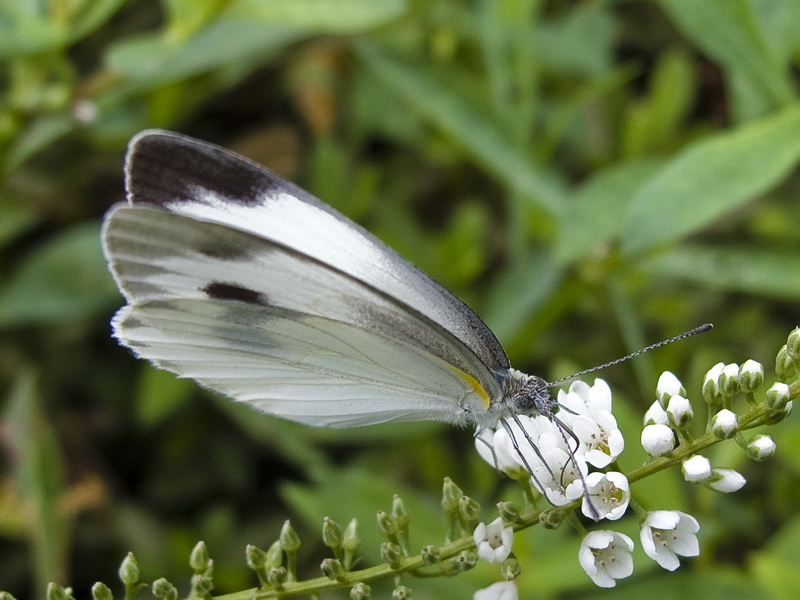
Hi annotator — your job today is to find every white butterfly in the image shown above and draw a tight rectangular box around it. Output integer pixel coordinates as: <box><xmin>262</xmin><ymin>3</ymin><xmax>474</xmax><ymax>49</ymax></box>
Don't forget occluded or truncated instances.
<box><xmin>103</xmin><ymin>130</ymin><xmax>709</xmax><ymax>509</ymax></box>
<box><xmin>102</xmin><ymin>130</ymin><xmax>556</xmax><ymax>435</ymax></box>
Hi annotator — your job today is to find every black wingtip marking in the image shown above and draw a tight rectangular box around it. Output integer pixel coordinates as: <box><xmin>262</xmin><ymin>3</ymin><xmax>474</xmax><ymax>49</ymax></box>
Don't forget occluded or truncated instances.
<box><xmin>202</xmin><ymin>282</ymin><xmax>268</xmax><ymax>306</ymax></box>
<box><xmin>126</xmin><ymin>131</ymin><xmax>293</xmax><ymax>208</ymax></box>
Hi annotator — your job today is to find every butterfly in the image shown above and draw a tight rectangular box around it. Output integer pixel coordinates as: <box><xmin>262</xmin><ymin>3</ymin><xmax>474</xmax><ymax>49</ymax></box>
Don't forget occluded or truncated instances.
<box><xmin>102</xmin><ymin>130</ymin><xmax>710</xmax><ymax>511</ymax></box>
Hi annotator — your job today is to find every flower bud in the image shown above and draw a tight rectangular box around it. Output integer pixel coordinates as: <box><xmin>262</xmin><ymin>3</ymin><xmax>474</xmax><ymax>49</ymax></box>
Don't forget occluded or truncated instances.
<box><xmin>350</xmin><ymin>582</ymin><xmax>371</xmax><ymax>599</ymax></box>
<box><xmin>656</xmin><ymin>372</ymin><xmax>685</xmax><ymax>408</ymax></box>
<box><xmin>776</xmin><ymin>345</ymin><xmax>795</xmax><ymax>379</ymax></box>
<box><xmin>151</xmin><ymin>579</ymin><xmax>177</xmax><ymax>600</ymax></box>
<box><xmin>497</xmin><ymin>501</ymin><xmax>522</xmax><ymax>525</ymax></box>
<box><xmin>787</xmin><ymin>327</ymin><xmax>800</xmax><ymax>359</ymax></box>
<box><xmin>279</xmin><ymin>521</ymin><xmax>301</xmax><ymax>552</ymax></box>
<box><xmin>442</xmin><ymin>477</ymin><xmax>462</xmax><ymax>515</ymax></box>
<box><xmin>0</xmin><ymin>593</ymin><xmax>18</xmax><ymax>600</ymax></box>
<box><xmin>47</xmin><ymin>584</ymin><xmax>70</xmax><ymax>600</ymax></box>
<box><xmin>342</xmin><ymin>519</ymin><xmax>360</xmax><ymax>553</ymax></box>
<box><xmin>376</xmin><ymin>511</ymin><xmax>398</xmax><ymax>537</ymax></box>
<box><xmin>392</xmin><ymin>495</ymin><xmax>410</xmax><ymax>531</ymax></box>
<box><xmin>538</xmin><ymin>508</ymin><xmax>565</xmax><ymax>529</ymax></box>
<box><xmin>245</xmin><ymin>545</ymin><xmax>268</xmax><ymax>584</ymax></box>
<box><xmin>666</xmin><ymin>395</ymin><xmax>693</xmax><ymax>428</ymax></box>
<box><xmin>500</xmin><ymin>557</ymin><xmax>521</xmax><ymax>581</ymax></box>
<box><xmin>420</xmin><ymin>545</ymin><xmax>441</xmax><ymax>564</ymax></box>
<box><xmin>707</xmin><ymin>468</ymin><xmax>746</xmax><ymax>492</ymax></box>
<box><xmin>710</xmin><ymin>409</ymin><xmax>738</xmax><ymax>439</ymax></box>
<box><xmin>719</xmin><ymin>364</ymin><xmax>741</xmax><ymax>396</ymax></box>
<box><xmin>380</xmin><ymin>542</ymin><xmax>403</xmax><ymax>569</ymax></box>
<box><xmin>643</xmin><ymin>401</ymin><xmax>669</xmax><ymax>426</ymax></box>
<box><xmin>91</xmin><ymin>583</ymin><xmax>112</xmax><ymax>600</ymax></box>
<box><xmin>267</xmin><ymin>567</ymin><xmax>287</xmax><ymax>589</ymax></box>
<box><xmin>322</xmin><ymin>517</ymin><xmax>343</xmax><ymax>548</ymax></box>
<box><xmin>454</xmin><ymin>550</ymin><xmax>477</xmax><ymax>571</ymax></box>
<box><xmin>739</xmin><ymin>360</ymin><xmax>764</xmax><ymax>392</ymax></box>
<box><xmin>641</xmin><ymin>424</ymin><xmax>675</xmax><ymax>457</ymax></box>
<box><xmin>321</xmin><ymin>558</ymin><xmax>346</xmax><ymax>581</ymax></box>
<box><xmin>265</xmin><ymin>540</ymin><xmax>283</xmax><ymax>570</ymax></box>
<box><xmin>747</xmin><ymin>434</ymin><xmax>776</xmax><ymax>461</ymax></box>
<box><xmin>119</xmin><ymin>552</ymin><xmax>139</xmax><ymax>585</ymax></box>
<box><xmin>765</xmin><ymin>401</ymin><xmax>793</xmax><ymax>424</ymax></box>
<box><xmin>702</xmin><ymin>363</ymin><xmax>724</xmax><ymax>406</ymax></box>
<box><xmin>459</xmin><ymin>495</ymin><xmax>481</xmax><ymax>524</ymax></box>
<box><xmin>190</xmin><ymin>574</ymin><xmax>213</xmax><ymax>597</ymax></box>
<box><xmin>190</xmin><ymin>541</ymin><xmax>210</xmax><ymax>573</ymax></box>
<box><xmin>392</xmin><ymin>585</ymin><xmax>412</xmax><ymax>599</ymax></box>
<box><xmin>766</xmin><ymin>382</ymin><xmax>791</xmax><ymax>410</ymax></box>
<box><xmin>682</xmin><ymin>455</ymin><xmax>712</xmax><ymax>482</ymax></box>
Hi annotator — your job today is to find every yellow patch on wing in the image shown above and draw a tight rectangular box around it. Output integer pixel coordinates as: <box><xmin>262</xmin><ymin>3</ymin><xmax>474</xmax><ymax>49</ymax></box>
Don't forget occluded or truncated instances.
<box><xmin>450</xmin><ymin>366</ymin><xmax>491</xmax><ymax>411</ymax></box>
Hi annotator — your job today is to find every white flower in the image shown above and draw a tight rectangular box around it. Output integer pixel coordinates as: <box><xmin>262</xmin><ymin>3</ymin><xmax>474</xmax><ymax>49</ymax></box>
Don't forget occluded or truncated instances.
<box><xmin>656</xmin><ymin>371</ymin><xmax>685</xmax><ymax>407</ymax></box>
<box><xmin>710</xmin><ymin>409</ymin><xmax>738</xmax><ymax>439</ymax></box>
<box><xmin>473</xmin><ymin>581</ymin><xmax>518</xmax><ymax>600</ymax></box>
<box><xmin>643</xmin><ymin>401</ymin><xmax>669</xmax><ymax>426</ymax></box>
<box><xmin>747</xmin><ymin>434</ymin><xmax>776</xmax><ymax>461</ymax></box>
<box><xmin>556</xmin><ymin>379</ymin><xmax>624</xmax><ymax>467</ymax></box>
<box><xmin>640</xmin><ymin>510</ymin><xmax>700</xmax><ymax>571</ymax></box>
<box><xmin>474</xmin><ymin>518</ymin><xmax>513</xmax><ymax>563</ymax></box>
<box><xmin>475</xmin><ymin>426</ymin><xmax>527</xmax><ymax>479</ymax></box>
<box><xmin>582</xmin><ymin>472</ymin><xmax>629</xmax><ymax>520</ymax></box>
<box><xmin>666</xmin><ymin>394</ymin><xmax>693</xmax><ymax>428</ymax></box>
<box><xmin>578</xmin><ymin>530</ymin><xmax>634</xmax><ymax>588</ymax></box>
<box><xmin>529</xmin><ymin>446</ymin><xmax>587</xmax><ymax>506</ymax></box>
<box><xmin>641</xmin><ymin>424</ymin><xmax>675</xmax><ymax>457</ymax></box>
<box><xmin>707</xmin><ymin>469</ymin><xmax>746</xmax><ymax>492</ymax></box>
<box><xmin>681</xmin><ymin>455</ymin><xmax>712</xmax><ymax>482</ymax></box>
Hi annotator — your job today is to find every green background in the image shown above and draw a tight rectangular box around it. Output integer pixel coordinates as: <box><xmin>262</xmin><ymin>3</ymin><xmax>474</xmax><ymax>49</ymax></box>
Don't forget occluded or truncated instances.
<box><xmin>2</xmin><ymin>0</ymin><xmax>800</xmax><ymax>598</ymax></box>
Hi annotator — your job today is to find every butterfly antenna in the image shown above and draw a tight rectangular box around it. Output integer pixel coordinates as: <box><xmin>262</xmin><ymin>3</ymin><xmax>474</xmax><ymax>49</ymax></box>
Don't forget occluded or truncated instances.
<box><xmin>548</xmin><ymin>323</ymin><xmax>713</xmax><ymax>388</ymax></box>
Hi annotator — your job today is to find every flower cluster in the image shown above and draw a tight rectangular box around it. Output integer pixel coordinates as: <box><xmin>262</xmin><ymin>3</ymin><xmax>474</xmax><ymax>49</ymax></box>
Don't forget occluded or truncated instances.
<box><xmin>472</xmin><ymin>327</ymin><xmax>799</xmax><ymax>593</ymax></box>
<box><xmin>476</xmin><ymin>379</ymin><xmax>626</xmax><ymax>517</ymax></box>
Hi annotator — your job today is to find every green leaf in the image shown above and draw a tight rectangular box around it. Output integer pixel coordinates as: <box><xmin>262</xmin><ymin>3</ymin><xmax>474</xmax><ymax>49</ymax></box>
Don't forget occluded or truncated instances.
<box><xmin>0</xmin><ymin>221</ymin><xmax>120</xmax><ymax>327</ymax></box>
<box><xmin>621</xmin><ymin>105</ymin><xmax>800</xmax><ymax>254</ymax></box>
<box><xmin>223</xmin><ymin>0</ymin><xmax>406</xmax><ymax>32</ymax></box>
<box><xmin>556</xmin><ymin>158</ymin><xmax>664</xmax><ymax>262</ymax></box>
<box><xmin>634</xmin><ymin>244</ymin><xmax>800</xmax><ymax>300</ymax></box>
<box><xmin>3</xmin><ymin>371</ymin><xmax>69</xmax><ymax>597</ymax></box>
<box><xmin>4</xmin><ymin>114</ymin><xmax>77</xmax><ymax>173</ymax></box>
<box><xmin>658</xmin><ymin>0</ymin><xmax>795</xmax><ymax>113</ymax></box>
<box><xmin>356</xmin><ymin>41</ymin><xmax>567</xmax><ymax>215</ymax></box>
<box><xmin>0</xmin><ymin>0</ymin><xmax>126</xmax><ymax>57</ymax></box>
<box><xmin>105</xmin><ymin>20</ymin><xmax>306</xmax><ymax>87</ymax></box>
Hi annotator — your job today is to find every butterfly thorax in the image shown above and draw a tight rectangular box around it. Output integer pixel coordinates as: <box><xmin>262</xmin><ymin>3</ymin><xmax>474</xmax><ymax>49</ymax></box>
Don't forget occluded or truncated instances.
<box><xmin>499</xmin><ymin>368</ymin><xmax>556</xmax><ymax>419</ymax></box>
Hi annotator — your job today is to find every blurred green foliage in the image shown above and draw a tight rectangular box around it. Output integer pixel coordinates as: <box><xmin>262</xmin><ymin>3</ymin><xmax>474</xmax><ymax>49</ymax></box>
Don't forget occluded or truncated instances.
<box><xmin>2</xmin><ymin>0</ymin><xmax>800</xmax><ymax>599</ymax></box>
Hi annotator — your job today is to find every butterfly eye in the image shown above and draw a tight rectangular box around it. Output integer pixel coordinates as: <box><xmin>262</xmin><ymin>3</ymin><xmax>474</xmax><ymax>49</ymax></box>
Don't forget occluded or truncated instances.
<box><xmin>513</xmin><ymin>395</ymin><xmax>537</xmax><ymax>415</ymax></box>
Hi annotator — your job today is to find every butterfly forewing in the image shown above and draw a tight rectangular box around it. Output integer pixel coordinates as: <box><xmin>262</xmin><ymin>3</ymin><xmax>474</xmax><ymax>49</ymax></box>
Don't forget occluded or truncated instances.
<box><xmin>103</xmin><ymin>131</ymin><xmax>509</xmax><ymax>427</ymax></box>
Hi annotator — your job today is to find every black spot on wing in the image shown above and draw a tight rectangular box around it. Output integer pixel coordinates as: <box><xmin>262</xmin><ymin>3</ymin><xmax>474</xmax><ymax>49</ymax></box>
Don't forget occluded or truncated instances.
<box><xmin>202</xmin><ymin>282</ymin><xmax>268</xmax><ymax>306</ymax></box>
<box><xmin>125</xmin><ymin>130</ymin><xmax>298</xmax><ymax>209</ymax></box>
<box><xmin>195</xmin><ymin>240</ymin><xmax>254</xmax><ymax>261</ymax></box>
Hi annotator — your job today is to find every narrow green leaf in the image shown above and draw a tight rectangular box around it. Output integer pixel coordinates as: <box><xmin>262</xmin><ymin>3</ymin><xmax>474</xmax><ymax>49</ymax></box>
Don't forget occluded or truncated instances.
<box><xmin>356</xmin><ymin>41</ymin><xmax>566</xmax><ymax>215</ymax></box>
<box><xmin>622</xmin><ymin>105</ymin><xmax>800</xmax><ymax>254</ymax></box>
<box><xmin>223</xmin><ymin>0</ymin><xmax>406</xmax><ymax>32</ymax></box>
<box><xmin>658</xmin><ymin>0</ymin><xmax>795</xmax><ymax>111</ymax></box>
<box><xmin>635</xmin><ymin>244</ymin><xmax>800</xmax><ymax>300</ymax></box>
<box><xmin>3</xmin><ymin>371</ymin><xmax>69</xmax><ymax>597</ymax></box>
<box><xmin>105</xmin><ymin>21</ymin><xmax>305</xmax><ymax>87</ymax></box>
<box><xmin>556</xmin><ymin>158</ymin><xmax>664</xmax><ymax>262</ymax></box>
<box><xmin>0</xmin><ymin>221</ymin><xmax>120</xmax><ymax>327</ymax></box>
